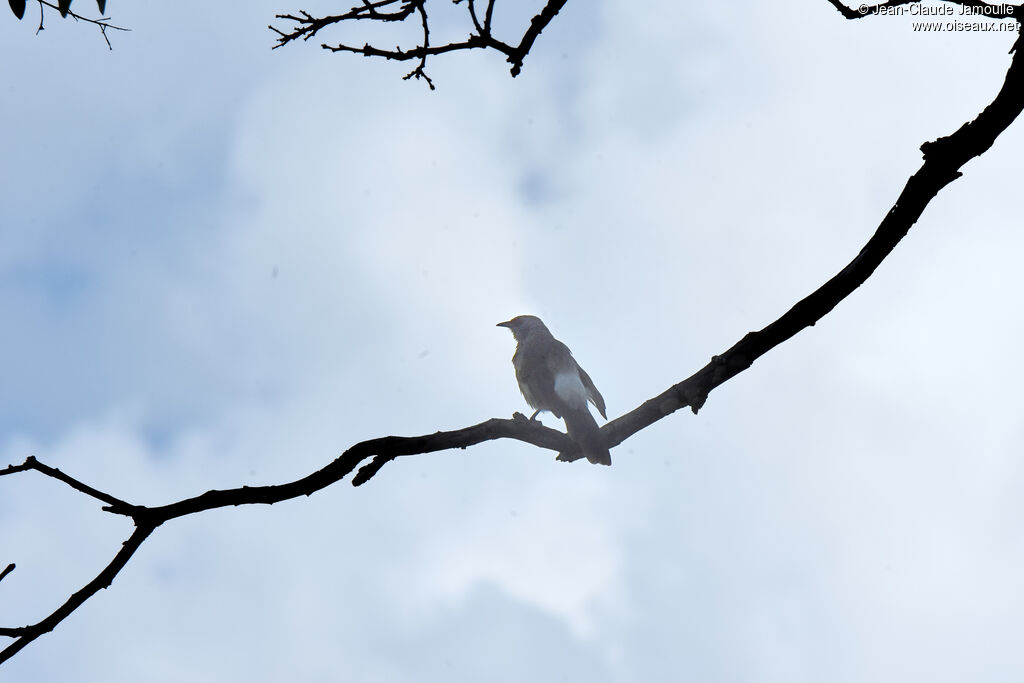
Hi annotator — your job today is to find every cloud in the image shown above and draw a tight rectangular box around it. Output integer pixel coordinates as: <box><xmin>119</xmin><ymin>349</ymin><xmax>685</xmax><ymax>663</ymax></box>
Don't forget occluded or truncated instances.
<box><xmin>3</xmin><ymin>2</ymin><xmax>1024</xmax><ymax>682</ymax></box>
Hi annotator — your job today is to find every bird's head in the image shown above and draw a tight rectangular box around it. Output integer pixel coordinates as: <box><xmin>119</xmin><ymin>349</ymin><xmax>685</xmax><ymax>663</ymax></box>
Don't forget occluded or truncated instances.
<box><xmin>496</xmin><ymin>315</ymin><xmax>548</xmax><ymax>342</ymax></box>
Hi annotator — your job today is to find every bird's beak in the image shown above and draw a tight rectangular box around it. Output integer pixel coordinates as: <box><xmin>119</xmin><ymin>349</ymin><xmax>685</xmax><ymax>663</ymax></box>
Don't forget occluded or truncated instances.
<box><xmin>496</xmin><ymin>320</ymin><xmax>512</xmax><ymax>328</ymax></box>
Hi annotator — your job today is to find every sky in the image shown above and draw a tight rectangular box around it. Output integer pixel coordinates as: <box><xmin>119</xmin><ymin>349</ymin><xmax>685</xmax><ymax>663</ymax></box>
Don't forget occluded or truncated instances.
<box><xmin>2</xmin><ymin>1</ymin><xmax>1024</xmax><ymax>680</ymax></box>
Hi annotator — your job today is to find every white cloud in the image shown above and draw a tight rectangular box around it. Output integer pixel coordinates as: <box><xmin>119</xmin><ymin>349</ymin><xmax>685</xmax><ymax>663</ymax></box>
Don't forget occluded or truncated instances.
<box><xmin>3</xmin><ymin>1</ymin><xmax>1024</xmax><ymax>681</ymax></box>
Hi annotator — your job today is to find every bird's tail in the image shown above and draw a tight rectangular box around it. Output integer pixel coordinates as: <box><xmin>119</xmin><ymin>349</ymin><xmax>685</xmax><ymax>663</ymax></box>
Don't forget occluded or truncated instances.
<box><xmin>560</xmin><ymin>406</ymin><xmax>611</xmax><ymax>466</ymax></box>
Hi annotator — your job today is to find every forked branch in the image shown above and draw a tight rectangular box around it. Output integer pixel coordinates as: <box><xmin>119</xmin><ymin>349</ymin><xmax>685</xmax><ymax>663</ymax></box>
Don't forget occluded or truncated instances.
<box><xmin>18</xmin><ymin>0</ymin><xmax>130</xmax><ymax>49</ymax></box>
<box><xmin>270</xmin><ymin>0</ymin><xmax>569</xmax><ymax>87</ymax></box>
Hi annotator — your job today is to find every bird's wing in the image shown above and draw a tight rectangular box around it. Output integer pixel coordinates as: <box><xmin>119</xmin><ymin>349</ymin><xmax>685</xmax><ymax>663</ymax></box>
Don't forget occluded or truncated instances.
<box><xmin>576</xmin><ymin>362</ymin><xmax>607</xmax><ymax>419</ymax></box>
<box><xmin>534</xmin><ymin>340</ymin><xmax>583</xmax><ymax>415</ymax></box>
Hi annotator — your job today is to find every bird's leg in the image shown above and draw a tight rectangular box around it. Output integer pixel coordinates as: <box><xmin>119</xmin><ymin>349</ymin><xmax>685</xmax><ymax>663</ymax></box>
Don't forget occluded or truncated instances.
<box><xmin>528</xmin><ymin>410</ymin><xmax>540</xmax><ymax>421</ymax></box>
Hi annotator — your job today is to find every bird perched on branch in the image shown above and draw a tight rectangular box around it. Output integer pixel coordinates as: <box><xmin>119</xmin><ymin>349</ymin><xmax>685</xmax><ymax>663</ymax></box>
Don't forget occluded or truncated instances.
<box><xmin>497</xmin><ymin>315</ymin><xmax>611</xmax><ymax>465</ymax></box>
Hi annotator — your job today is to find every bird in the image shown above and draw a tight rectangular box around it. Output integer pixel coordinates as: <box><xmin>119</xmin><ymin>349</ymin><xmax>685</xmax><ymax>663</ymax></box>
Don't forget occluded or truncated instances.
<box><xmin>496</xmin><ymin>315</ymin><xmax>611</xmax><ymax>465</ymax></box>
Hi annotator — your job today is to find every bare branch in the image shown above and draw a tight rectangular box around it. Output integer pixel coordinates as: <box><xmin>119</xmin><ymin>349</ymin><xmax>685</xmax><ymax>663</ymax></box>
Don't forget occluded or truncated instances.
<box><xmin>271</xmin><ymin>0</ymin><xmax>568</xmax><ymax>85</ymax></box>
<box><xmin>0</xmin><ymin>524</ymin><xmax>155</xmax><ymax>664</ymax></box>
<box><xmin>30</xmin><ymin>0</ymin><xmax>130</xmax><ymax>49</ymax></box>
<box><xmin>270</xmin><ymin>2</ymin><xmax>417</xmax><ymax>47</ymax></box>
<box><xmin>0</xmin><ymin>456</ymin><xmax>135</xmax><ymax>513</ymax></box>
<box><xmin>149</xmin><ymin>414</ymin><xmax>571</xmax><ymax>510</ymax></box>
<box><xmin>601</xmin><ymin>28</ymin><xmax>1024</xmax><ymax>449</ymax></box>
<box><xmin>0</xmin><ymin>415</ymin><xmax>572</xmax><ymax>660</ymax></box>
<box><xmin>508</xmin><ymin>0</ymin><xmax>566</xmax><ymax>76</ymax></box>
<box><xmin>405</xmin><ymin>0</ymin><xmax>435</xmax><ymax>89</ymax></box>
<box><xmin>484</xmin><ymin>0</ymin><xmax>495</xmax><ymax>32</ymax></box>
<box><xmin>466</xmin><ymin>0</ymin><xmax>484</xmax><ymax>33</ymax></box>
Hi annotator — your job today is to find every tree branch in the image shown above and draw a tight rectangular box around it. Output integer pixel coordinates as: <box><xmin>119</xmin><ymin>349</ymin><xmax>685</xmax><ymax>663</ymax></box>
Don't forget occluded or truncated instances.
<box><xmin>0</xmin><ymin>524</ymin><xmax>154</xmax><ymax>663</ymax></box>
<box><xmin>602</xmin><ymin>29</ymin><xmax>1024</xmax><ymax>448</ymax></box>
<box><xmin>29</xmin><ymin>0</ymin><xmax>129</xmax><ymax>49</ymax></box>
<box><xmin>0</xmin><ymin>415</ymin><xmax>571</xmax><ymax>662</ymax></box>
<box><xmin>0</xmin><ymin>456</ymin><xmax>135</xmax><ymax>512</ymax></box>
<box><xmin>270</xmin><ymin>0</ymin><xmax>568</xmax><ymax>85</ymax></box>
<box><xmin>507</xmin><ymin>0</ymin><xmax>566</xmax><ymax>76</ymax></box>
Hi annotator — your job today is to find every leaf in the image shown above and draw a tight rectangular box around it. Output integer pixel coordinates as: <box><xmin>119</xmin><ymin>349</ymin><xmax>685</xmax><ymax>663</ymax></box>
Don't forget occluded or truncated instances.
<box><xmin>8</xmin><ymin>0</ymin><xmax>25</xmax><ymax>20</ymax></box>
<box><xmin>58</xmin><ymin>0</ymin><xmax>71</xmax><ymax>17</ymax></box>
<box><xmin>96</xmin><ymin>0</ymin><xmax>105</xmax><ymax>13</ymax></box>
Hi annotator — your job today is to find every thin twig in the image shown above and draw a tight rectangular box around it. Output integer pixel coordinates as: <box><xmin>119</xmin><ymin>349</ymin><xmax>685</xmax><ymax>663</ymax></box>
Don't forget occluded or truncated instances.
<box><xmin>32</xmin><ymin>0</ymin><xmax>130</xmax><ymax>48</ymax></box>
<box><xmin>0</xmin><ymin>456</ymin><xmax>135</xmax><ymax>514</ymax></box>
